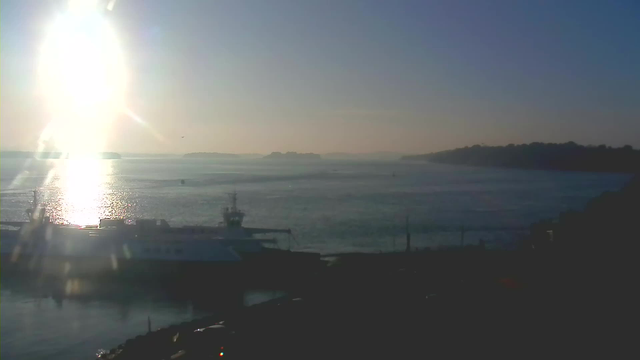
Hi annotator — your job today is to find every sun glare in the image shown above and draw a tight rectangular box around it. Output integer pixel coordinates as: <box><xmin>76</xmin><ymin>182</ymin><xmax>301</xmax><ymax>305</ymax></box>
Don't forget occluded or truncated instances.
<box><xmin>34</xmin><ymin>1</ymin><xmax>125</xmax><ymax>225</ymax></box>
<box><xmin>57</xmin><ymin>158</ymin><xmax>114</xmax><ymax>226</ymax></box>
<box><xmin>39</xmin><ymin>0</ymin><xmax>126</xmax><ymax>154</ymax></box>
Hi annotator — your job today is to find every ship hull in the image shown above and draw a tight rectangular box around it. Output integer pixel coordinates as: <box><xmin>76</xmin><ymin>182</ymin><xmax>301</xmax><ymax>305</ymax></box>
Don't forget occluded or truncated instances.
<box><xmin>1</xmin><ymin>228</ymin><xmax>266</xmax><ymax>281</ymax></box>
<box><xmin>0</xmin><ymin>253</ymin><xmax>241</xmax><ymax>281</ymax></box>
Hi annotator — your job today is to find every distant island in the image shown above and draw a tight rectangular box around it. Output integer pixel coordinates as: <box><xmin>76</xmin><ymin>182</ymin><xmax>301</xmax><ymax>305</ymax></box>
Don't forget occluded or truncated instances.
<box><xmin>183</xmin><ymin>152</ymin><xmax>240</xmax><ymax>159</ymax></box>
<box><xmin>323</xmin><ymin>152</ymin><xmax>406</xmax><ymax>161</ymax></box>
<box><xmin>120</xmin><ymin>153</ymin><xmax>182</xmax><ymax>159</ymax></box>
<box><xmin>0</xmin><ymin>151</ymin><xmax>121</xmax><ymax>159</ymax></box>
<box><xmin>401</xmin><ymin>142</ymin><xmax>640</xmax><ymax>173</ymax></box>
<box><xmin>263</xmin><ymin>152</ymin><xmax>322</xmax><ymax>160</ymax></box>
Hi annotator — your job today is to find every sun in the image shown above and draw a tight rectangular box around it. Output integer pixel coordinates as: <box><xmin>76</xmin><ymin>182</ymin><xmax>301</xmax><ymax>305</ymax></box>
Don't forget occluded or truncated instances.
<box><xmin>38</xmin><ymin>0</ymin><xmax>126</xmax><ymax>154</ymax></box>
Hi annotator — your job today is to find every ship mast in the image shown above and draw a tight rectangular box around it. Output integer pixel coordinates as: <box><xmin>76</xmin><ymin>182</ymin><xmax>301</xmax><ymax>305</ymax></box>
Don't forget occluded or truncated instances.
<box><xmin>25</xmin><ymin>189</ymin><xmax>46</xmax><ymax>223</ymax></box>
<box><xmin>230</xmin><ymin>191</ymin><xmax>238</xmax><ymax>212</ymax></box>
<box><xmin>219</xmin><ymin>191</ymin><xmax>292</xmax><ymax>235</ymax></box>
<box><xmin>26</xmin><ymin>190</ymin><xmax>37</xmax><ymax>220</ymax></box>
<box><xmin>222</xmin><ymin>191</ymin><xmax>245</xmax><ymax>228</ymax></box>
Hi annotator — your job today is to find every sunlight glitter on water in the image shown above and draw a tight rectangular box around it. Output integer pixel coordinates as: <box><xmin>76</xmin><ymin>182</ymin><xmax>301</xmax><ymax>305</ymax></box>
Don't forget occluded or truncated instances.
<box><xmin>53</xmin><ymin>158</ymin><xmax>114</xmax><ymax>226</ymax></box>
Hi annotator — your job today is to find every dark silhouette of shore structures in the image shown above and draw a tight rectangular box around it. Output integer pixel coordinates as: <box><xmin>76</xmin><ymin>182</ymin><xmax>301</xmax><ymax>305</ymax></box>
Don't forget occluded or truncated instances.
<box><xmin>402</xmin><ymin>142</ymin><xmax>640</xmax><ymax>173</ymax></box>
<box><xmin>527</xmin><ymin>174</ymin><xmax>639</xmax><ymax>253</ymax></box>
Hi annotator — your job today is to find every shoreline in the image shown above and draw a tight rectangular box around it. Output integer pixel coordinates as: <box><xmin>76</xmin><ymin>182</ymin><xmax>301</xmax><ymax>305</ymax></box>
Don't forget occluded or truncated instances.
<box><xmin>94</xmin><ymin>248</ymin><xmax>603</xmax><ymax>359</ymax></box>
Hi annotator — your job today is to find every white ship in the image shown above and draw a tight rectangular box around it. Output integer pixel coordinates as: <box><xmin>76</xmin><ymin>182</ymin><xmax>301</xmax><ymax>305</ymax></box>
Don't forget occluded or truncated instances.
<box><xmin>0</xmin><ymin>191</ymin><xmax>299</xmax><ymax>278</ymax></box>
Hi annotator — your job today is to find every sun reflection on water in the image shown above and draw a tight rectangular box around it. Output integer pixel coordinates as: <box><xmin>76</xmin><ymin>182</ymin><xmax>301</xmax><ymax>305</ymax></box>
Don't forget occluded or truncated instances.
<box><xmin>54</xmin><ymin>159</ymin><xmax>114</xmax><ymax>226</ymax></box>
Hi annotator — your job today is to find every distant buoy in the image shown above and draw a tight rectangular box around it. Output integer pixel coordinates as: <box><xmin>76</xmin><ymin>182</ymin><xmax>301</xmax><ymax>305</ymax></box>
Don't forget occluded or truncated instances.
<box><xmin>180</xmin><ymin>179</ymin><xmax>185</xmax><ymax>185</ymax></box>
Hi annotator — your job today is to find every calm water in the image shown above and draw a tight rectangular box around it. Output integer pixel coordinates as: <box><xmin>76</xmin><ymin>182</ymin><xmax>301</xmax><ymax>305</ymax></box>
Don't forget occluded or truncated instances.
<box><xmin>0</xmin><ymin>277</ymin><xmax>284</xmax><ymax>360</ymax></box>
<box><xmin>0</xmin><ymin>157</ymin><xmax>632</xmax><ymax>359</ymax></box>
<box><xmin>1</xmin><ymin>158</ymin><xmax>632</xmax><ymax>251</ymax></box>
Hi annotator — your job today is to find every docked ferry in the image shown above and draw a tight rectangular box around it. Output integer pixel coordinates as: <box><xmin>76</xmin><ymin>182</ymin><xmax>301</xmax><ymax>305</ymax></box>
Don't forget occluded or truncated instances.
<box><xmin>0</xmin><ymin>191</ymin><xmax>306</xmax><ymax>279</ymax></box>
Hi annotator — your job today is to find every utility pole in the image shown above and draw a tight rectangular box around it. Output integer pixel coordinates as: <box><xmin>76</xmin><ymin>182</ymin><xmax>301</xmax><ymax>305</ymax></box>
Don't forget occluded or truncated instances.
<box><xmin>405</xmin><ymin>215</ymin><xmax>411</xmax><ymax>252</ymax></box>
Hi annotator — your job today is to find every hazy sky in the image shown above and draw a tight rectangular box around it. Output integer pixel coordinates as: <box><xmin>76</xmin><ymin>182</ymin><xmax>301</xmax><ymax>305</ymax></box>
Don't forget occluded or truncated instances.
<box><xmin>2</xmin><ymin>0</ymin><xmax>639</xmax><ymax>154</ymax></box>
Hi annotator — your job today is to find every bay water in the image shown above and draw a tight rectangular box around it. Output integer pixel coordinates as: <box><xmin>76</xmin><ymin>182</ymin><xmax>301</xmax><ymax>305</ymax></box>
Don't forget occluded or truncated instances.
<box><xmin>0</xmin><ymin>157</ymin><xmax>631</xmax><ymax>359</ymax></box>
